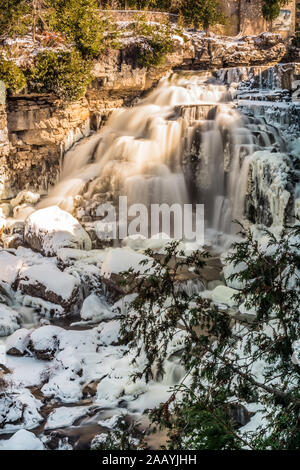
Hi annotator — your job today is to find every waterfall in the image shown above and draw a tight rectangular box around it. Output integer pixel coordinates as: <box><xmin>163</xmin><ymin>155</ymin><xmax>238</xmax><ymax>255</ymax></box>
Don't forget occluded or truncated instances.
<box><xmin>39</xmin><ymin>72</ymin><xmax>271</xmax><ymax>244</ymax></box>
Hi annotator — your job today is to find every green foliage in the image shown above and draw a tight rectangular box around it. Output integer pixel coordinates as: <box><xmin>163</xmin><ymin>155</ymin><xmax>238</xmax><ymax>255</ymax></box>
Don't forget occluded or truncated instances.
<box><xmin>29</xmin><ymin>50</ymin><xmax>92</xmax><ymax>100</ymax></box>
<box><xmin>91</xmin><ymin>418</ymin><xmax>145</xmax><ymax>450</ymax></box>
<box><xmin>262</xmin><ymin>0</ymin><xmax>287</xmax><ymax>23</ymax></box>
<box><xmin>47</xmin><ymin>0</ymin><xmax>119</xmax><ymax>58</ymax></box>
<box><xmin>0</xmin><ymin>55</ymin><xmax>27</xmax><ymax>93</ymax></box>
<box><xmin>0</xmin><ymin>0</ymin><xmax>31</xmax><ymax>37</ymax></box>
<box><xmin>120</xmin><ymin>224</ymin><xmax>300</xmax><ymax>450</ymax></box>
<box><xmin>131</xmin><ymin>15</ymin><xmax>176</xmax><ymax>67</ymax></box>
<box><xmin>181</xmin><ymin>0</ymin><xmax>226</xmax><ymax>30</ymax></box>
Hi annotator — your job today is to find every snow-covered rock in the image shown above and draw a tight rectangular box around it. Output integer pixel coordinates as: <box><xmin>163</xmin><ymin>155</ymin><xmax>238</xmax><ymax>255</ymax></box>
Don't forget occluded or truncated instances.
<box><xmin>0</xmin><ymin>304</ymin><xmax>21</xmax><ymax>337</ymax></box>
<box><xmin>0</xmin><ymin>251</ymin><xmax>22</xmax><ymax>287</ymax></box>
<box><xmin>5</xmin><ymin>328</ymin><xmax>31</xmax><ymax>356</ymax></box>
<box><xmin>249</xmin><ymin>151</ymin><xmax>291</xmax><ymax>227</ymax></box>
<box><xmin>239</xmin><ymin>301</ymin><xmax>256</xmax><ymax>316</ymax></box>
<box><xmin>221</xmin><ymin>252</ymin><xmax>247</xmax><ymax>290</ymax></box>
<box><xmin>24</xmin><ymin>206</ymin><xmax>92</xmax><ymax>256</ymax></box>
<box><xmin>45</xmin><ymin>405</ymin><xmax>93</xmax><ymax>430</ymax></box>
<box><xmin>10</xmin><ymin>190</ymin><xmax>40</xmax><ymax>208</ymax></box>
<box><xmin>0</xmin><ymin>388</ymin><xmax>43</xmax><ymax>433</ymax></box>
<box><xmin>0</xmin><ymin>429</ymin><xmax>44</xmax><ymax>450</ymax></box>
<box><xmin>101</xmin><ymin>248</ymin><xmax>152</xmax><ymax>278</ymax></box>
<box><xmin>17</xmin><ymin>264</ymin><xmax>80</xmax><ymax>314</ymax></box>
<box><xmin>28</xmin><ymin>325</ymin><xmax>63</xmax><ymax>360</ymax></box>
<box><xmin>211</xmin><ymin>285</ymin><xmax>239</xmax><ymax>307</ymax></box>
<box><xmin>80</xmin><ymin>294</ymin><xmax>115</xmax><ymax>322</ymax></box>
<box><xmin>41</xmin><ymin>347</ymin><xmax>86</xmax><ymax>403</ymax></box>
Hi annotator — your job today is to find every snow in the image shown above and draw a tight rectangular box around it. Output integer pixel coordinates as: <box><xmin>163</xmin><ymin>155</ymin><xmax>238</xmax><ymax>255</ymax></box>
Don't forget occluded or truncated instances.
<box><xmin>5</xmin><ymin>328</ymin><xmax>31</xmax><ymax>355</ymax></box>
<box><xmin>45</xmin><ymin>405</ymin><xmax>93</xmax><ymax>430</ymax></box>
<box><xmin>25</xmin><ymin>206</ymin><xmax>92</xmax><ymax>256</ymax></box>
<box><xmin>0</xmin><ymin>388</ymin><xmax>43</xmax><ymax>434</ymax></box>
<box><xmin>221</xmin><ymin>251</ymin><xmax>247</xmax><ymax>290</ymax></box>
<box><xmin>101</xmin><ymin>248</ymin><xmax>152</xmax><ymax>278</ymax></box>
<box><xmin>251</xmin><ymin>151</ymin><xmax>291</xmax><ymax>227</ymax></box>
<box><xmin>96</xmin><ymin>320</ymin><xmax>121</xmax><ymax>346</ymax></box>
<box><xmin>211</xmin><ymin>285</ymin><xmax>239</xmax><ymax>307</ymax></box>
<box><xmin>0</xmin><ymin>430</ymin><xmax>44</xmax><ymax>450</ymax></box>
<box><xmin>29</xmin><ymin>325</ymin><xmax>62</xmax><ymax>354</ymax></box>
<box><xmin>10</xmin><ymin>190</ymin><xmax>40</xmax><ymax>208</ymax></box>
<box><xmin>80</xmin><ymin>294</ymin><xmax>116</xmax><ymax>322</ymax></box>
<box><xmin>19</xmin><ymin>264</ymin><xmax>79</xmax><ymax>300</ymax></box>
<box><xmin>0</xmin><ymin>304</ymin><xmax>21</xmax><ymax>337</ymax></box>
<box><xmin>0</xmin><ymin>251</ymin><xmax>22</xmax><ymax>286</ymax></box>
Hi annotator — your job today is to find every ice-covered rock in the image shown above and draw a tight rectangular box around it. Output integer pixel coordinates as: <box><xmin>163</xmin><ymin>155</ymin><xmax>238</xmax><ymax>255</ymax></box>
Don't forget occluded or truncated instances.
<box><xmin>0</xmin><ymin>304</ymin><xmax>21</xmax><ymax>337</ymax></box>
<box><xmin>99</xmin><ymin>248</ymin><xmax>153</xmax><ymax>301</ymax></box>
<box><xmin>211</xmin><ymin>285</ymin><xmax>239</xmax><ymax>307</ymax></box>
<box><xmin>0</xmin><ymin>429</ymin><xmax>44</xmax><ymax>450</ymax></box>
<box><xmin>41</xmin><ymin>347</ymin><xmax>86</xmax><ymax>403</ymax></box>
<box><xmin>5</xmin><ymin>328</ymin><xmax>31</xmax><ymax>356</ymax></box>
<box><xmin>239</xmin><ymin>301</ymin><xmax>256</xmax><ymax>316</ymax></box>
<box><xmin>221</xmin><ymin>252</ymin><xmax>247</xmax><ymax>290</ymax></box>
<box><xmin>0</xmin><ymin>203</ymin><xmax>11</xmax><ymax>218</ymax></box>
<box><xmin>248</xmin><ymin>151</ymin><xmax>292</xmax><ymax>227</ymax></box>
<box><xmin>17</xmin><ymin>264</ymin><xmax>80</xmax><ymax>315</ymax></box>
<box><xmin>10</xmin><ymin>190</ymin><xmax>40</xmax><ymax>208</ymax></box>
<box><xmin>80</xmin><ymin>294</ymin><xmax>115</xmax><ymax>322</ymax></box>
<box><xmin>0</xmin><ymin>388</ymin><xmax>43</xmax><ymax>433</ymax></box>
<box><xmin>101</xmin><ymin>248</ymin><xmax>152</xmax><ymax>278</ymax></box>
<box><xmin>45</xmin><ymin>405</ymin><xmax>93</xmax><ymax>430</ymax></box>
<box><xmin>24</xmin><ymin>206</ymin><xmax>92</xmax><ymax>256</ymax></box>
<box><xmin>28</xmin><ymin>325</ymin><xmax>63</xmax><ymax>360</ymax></box>
<box><xmin>0</xmin><ymin>251</ymin><xmax>22</xmax><ymax>287</ymax></box>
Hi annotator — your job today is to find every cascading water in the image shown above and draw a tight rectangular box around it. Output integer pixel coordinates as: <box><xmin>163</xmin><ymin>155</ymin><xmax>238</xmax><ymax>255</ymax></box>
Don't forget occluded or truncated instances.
<box><xmin>39</xmin><ymin>70</ymin><xmax>297</xmax><ymax>245</ymax></box>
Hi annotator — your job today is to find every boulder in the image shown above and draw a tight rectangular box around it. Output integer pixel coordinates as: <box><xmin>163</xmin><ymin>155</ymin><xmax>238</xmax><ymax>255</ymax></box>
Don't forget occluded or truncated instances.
<box><xmin>24</xmin><ymin>206</ymin><xmax>92</xmax><ymax>257</ymax></box>
<box><xmin>211</xmin><ymin>285</ymin><xmax>239</xmax><ymax>307</ymax></box>
<box><xmin>28</xmin><ymin>325</ymin><xmax>62</xmax><ymax>360</ymax></box>
<box><xmin>0</xmin><ymin>251</ymin><xmax>23</xmax><ymax>287</ymax></box>
<box><xmin>17</xmin><ymin>264</ymin><xmax>81</xmax><ymax>314</ymax></box>
<box><xmin>6</xmin><ymin>328</ymin><xmax>31</xmax><ymax>356</ymax></box>
<box><xmin>80</xmin><ymin>294</ymin><xmax>115</xmax><ymax>322</ymax></box>
<box><xmin>0</xmin><ymin>304</ymin><xmax>21</xmax><ymax>337</ymax></box>
<box><xmin>10</xmin><ymin>190</ymin><xmax>40</xmax><ymax>208</ymax></box>
<box><xmin>0</xmin><ymin>429</ymin><xmax>45</xmax><ymax>450</ymax></box>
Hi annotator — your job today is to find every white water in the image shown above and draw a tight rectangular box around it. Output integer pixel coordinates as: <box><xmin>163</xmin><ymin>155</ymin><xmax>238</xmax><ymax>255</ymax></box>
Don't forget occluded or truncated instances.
<box><xmin>40</xmin><ymin>73</ymin><xmax>257</xmax><ymax>243</ymax></box>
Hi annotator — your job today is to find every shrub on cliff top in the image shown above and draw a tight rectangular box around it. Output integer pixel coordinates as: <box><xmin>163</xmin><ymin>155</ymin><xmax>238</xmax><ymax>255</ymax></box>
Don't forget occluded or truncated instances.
<box><xmin>0</xmin><ymin>0</ymin><xmax>31</xmax><ymax>38</ymax></box>
<box><xmin>29</xmin><ymin>50</ymin><xmax>92</xmax><ymax>100</ymax></box>
<box><xmin>181</xmin><ymin>0</ymin><xmax>226</xmax><ymax>31</ymax></box>
<box><xmin>47</xmin><ymin>0</ymin><xmax>119</xmax><ymax>58</ymax></box>
<box><xmin>131</xmin><ymin>15</ymin><xmax>176</xmax><ymax>68</ymax></box>
<box><xmin>0</xmin><ymin>55</ymin><xmax>27</xmax><ymax>93</ymax></box>
<box><xmin>262</xmin><ymin>0</ymin><xmax>288</xmax><ymax>24</ymax></box>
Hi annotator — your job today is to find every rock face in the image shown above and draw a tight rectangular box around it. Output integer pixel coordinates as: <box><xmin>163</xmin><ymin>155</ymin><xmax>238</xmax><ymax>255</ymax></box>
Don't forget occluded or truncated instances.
<box><xmin>180</xmin><ymin>32</ymin><xmax>288</xmax><ymax>70</ymax></box>
<box><xmin>24</xmin><ymin>206</ymin><xmax>92</xmax><ymax>256</ymax></box>
<box><xmin>247</xmin><ymin>151</ymin><xmax>293</xmax><ymax>226</ymax></box>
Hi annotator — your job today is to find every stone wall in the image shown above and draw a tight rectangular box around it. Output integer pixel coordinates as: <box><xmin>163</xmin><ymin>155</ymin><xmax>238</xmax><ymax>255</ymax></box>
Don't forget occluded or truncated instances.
<box><xmin>102</xmin><ymin>3</ymin><xmax>296</xmax><ymax>37</ymax></box>
<box><xmin>100</xmin><ymin>9</ymin><xmax>178</xmax><ymax>23</ymax></box>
